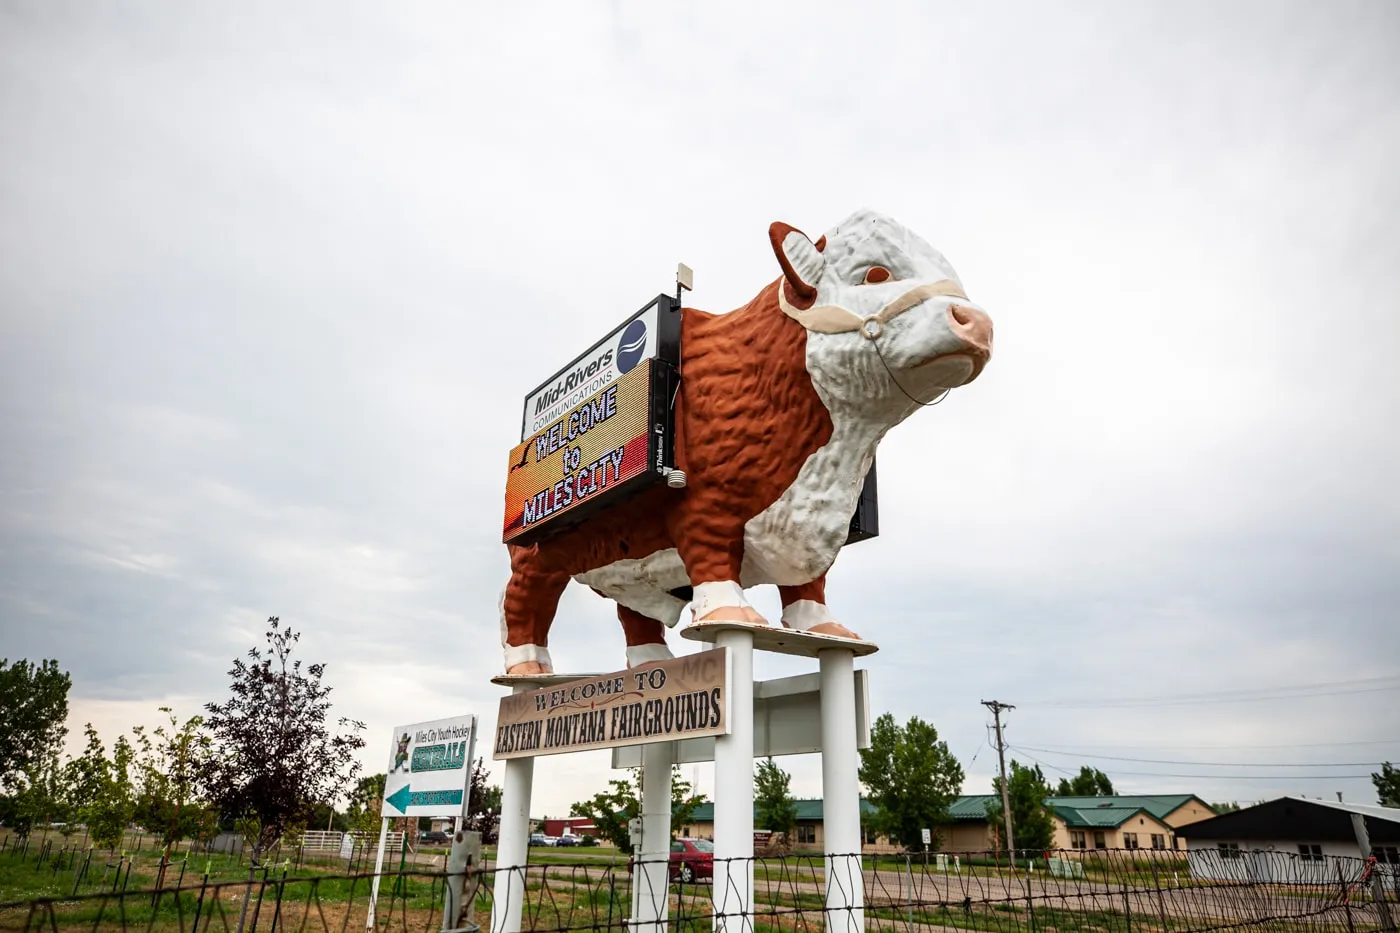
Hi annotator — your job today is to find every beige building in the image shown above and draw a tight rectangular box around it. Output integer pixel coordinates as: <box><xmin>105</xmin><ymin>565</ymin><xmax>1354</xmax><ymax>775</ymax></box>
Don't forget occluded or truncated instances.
<box><xmin>948</xmin><ymin>794</ymin><xmax>1218</xmax><ymax>852</ymax></box>
<box><xmin>684</xmin><ymin>794</ymin><xmax>1217</xmax><ymax>854</ymax></box>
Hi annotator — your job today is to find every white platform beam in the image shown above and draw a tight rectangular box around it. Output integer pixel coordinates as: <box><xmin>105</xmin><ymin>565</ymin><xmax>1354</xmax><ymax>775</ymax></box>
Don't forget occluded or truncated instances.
<box><xmin>631</xmin><ymin>741</ymin><xmax>674</xmax><ymax>933</ymax></box>
<box><xmin>711</xmin><ymin>628</ymin><xmax>754</xmax><ymax>933</ymax></box>
<box><xmin>819</xmin><ymin>648</ymin><xmax>865</xmax><ymax>933</ymax></box>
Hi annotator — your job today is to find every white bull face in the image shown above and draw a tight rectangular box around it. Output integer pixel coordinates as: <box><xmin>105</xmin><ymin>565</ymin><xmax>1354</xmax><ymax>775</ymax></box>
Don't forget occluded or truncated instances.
<box><xmin>771</xmin><ymin>208</ymin><xmax>993</xmax><ymax>421</ymax></box>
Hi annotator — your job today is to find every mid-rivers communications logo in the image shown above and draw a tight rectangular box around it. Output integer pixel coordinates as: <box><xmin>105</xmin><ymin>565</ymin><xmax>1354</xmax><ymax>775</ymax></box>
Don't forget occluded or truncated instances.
<box><xmin>492</xmin><ymin>648</ymin><xmax>729</xmax><ymax>760</ymax></box>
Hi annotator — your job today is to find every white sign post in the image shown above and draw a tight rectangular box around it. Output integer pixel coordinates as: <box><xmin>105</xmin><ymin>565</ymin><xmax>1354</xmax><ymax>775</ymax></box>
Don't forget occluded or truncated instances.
<box><xmin>367</xmin><ymin>714</ymin><xmax>478</xmax><ymax>931</ymax></box>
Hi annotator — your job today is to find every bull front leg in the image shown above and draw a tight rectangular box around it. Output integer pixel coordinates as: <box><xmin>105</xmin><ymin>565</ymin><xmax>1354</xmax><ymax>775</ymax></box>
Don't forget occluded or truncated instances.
<box><xmin>778</xmin><ymin>577</ymin><xmax>862</xmax><ymax>639</ymax></box>
<box><xmin>615</xmin><ymin>603</ymin><xmax>676</xmax><ymax>668</ymax></box>
<box><xmin>673</xmin><ymin>508</ymin><xmax>769</xmax><ymax>627</ymax></box>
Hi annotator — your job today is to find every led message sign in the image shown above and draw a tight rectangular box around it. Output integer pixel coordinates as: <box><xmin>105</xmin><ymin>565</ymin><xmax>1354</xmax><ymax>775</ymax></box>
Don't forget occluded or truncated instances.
<box><xmin>504</xmin><ymin>294</ymin><xmax>681</xmax><ymax>546</ymax></box>
<box><xmin>504</xmin><ymin>359</ymin><xmax>675</xmax><ymax>545</ymax></box>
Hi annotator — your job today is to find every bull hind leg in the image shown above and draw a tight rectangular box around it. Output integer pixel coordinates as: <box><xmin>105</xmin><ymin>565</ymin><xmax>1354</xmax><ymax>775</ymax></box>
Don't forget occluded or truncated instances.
<box><xmin>500</xmin><ymin>547</ymin><xmax>571</xmax><ymax>675</ymax></box>
<box><xmin>778</xmin><ymin>576</ymin><xmax>861</xmax><ymax>639</ymax></box>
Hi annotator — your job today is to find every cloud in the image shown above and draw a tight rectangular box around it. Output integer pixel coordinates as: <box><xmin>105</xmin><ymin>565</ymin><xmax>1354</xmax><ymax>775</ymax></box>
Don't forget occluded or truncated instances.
<box><xmin>2</xmin><ymin>0</ymin><xmax>1398</xmax><ymax>818</ymax></box>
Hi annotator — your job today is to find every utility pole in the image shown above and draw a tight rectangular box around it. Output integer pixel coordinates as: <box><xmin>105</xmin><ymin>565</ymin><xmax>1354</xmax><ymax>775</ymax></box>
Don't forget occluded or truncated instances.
<box><xmin>982</xmin><ymin>700</ymin><xmax>1016</xmax><ymax>862</ymax></box>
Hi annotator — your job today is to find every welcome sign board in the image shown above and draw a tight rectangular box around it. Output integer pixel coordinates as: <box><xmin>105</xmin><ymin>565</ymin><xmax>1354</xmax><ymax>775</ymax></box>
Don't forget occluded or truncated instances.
<box><xmin>492</xmin><ymin>648</ymin><xmax>729</xmax><ymax>760</ymax></box>
<box><xmin>381</xmin><ymin>714</ymin><xmax>477</xmax><ymax>818</ymax></box>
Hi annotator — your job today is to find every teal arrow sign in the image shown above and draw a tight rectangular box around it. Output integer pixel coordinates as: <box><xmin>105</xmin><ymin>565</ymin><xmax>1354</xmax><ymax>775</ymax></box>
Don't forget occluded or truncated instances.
<box><xmin>384</xmin><ymin>785</ymin><xmax>463</xmax><ymax>814</ymax></box>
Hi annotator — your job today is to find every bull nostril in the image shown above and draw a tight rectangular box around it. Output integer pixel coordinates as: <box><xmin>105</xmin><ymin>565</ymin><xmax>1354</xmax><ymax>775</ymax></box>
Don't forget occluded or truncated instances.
<box><xmin>946</xmin><ymin>303</ymin><xmax>993</xmax><ymax>354</ymax></box>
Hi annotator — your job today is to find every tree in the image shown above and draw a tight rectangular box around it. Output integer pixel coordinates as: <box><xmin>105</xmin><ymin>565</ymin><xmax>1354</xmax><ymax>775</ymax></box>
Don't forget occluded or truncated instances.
<box><xmin>201</xmin><ymin>617</ymin><xmax>367</xmax><ymax>864</ymax></box>
<box><xmin>64</xmin><ymin>724</ymin><xmax>138</xmax><ymax>849</ymax></box>
<box><xmin>0</xmin><ymin>750</ymin><xmax>71</xmax><ymax>837</ymax></box>
<box><xmin>0</xmin><ymin>659</ymin><xmax>71</xmax><ymax>792</ymax></box>
<box><xmin>571</xmin><ymin>766</ymin><xmax>707</xmax><ymax>855</ymax></box>
<box><xmin>1210</xmin><ymin>801</ymin><xmax>1242</xmax><ymax>814</ymax></box>
<box><xmin>346</xmin><ymin>773</ymin><xmax>386</xmax><ymax>837</ymax></box>
<box><xmin>986</xmin><ymin>760</ymin><xmax>1056</xmax><ymax>858</ymax></box>
<box><xmin>132</xmin><ymin>707</ymin><xmax>213</xmax><ymax>852</ymax></box>
<box><xmin>465</xmin><ymin>758</ymin><xmax>503</xmax><ymax>841</ymax></box>
<box><xmin>858</xmin><ymin>713</ymin><xmax>964</xmax><ymax>851</ymax></box>
<box><xmin>754</xmin><ymin>757</ymin><xmax>797</xmax><ymax>836</ymax></box>
<box><xmin>1053</xmin><ymin>766</ymin><xmax>1114</xmax><ymax>797</ymax></box>
<box><xmin>1374</xmin><ymin>762</ymin><xmax>1400</xmax><ymax>807</ymax></box>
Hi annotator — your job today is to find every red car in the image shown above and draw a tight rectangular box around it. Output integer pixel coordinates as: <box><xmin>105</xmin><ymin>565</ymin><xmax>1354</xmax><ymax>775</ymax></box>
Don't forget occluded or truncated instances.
<box><xmin>668</xmin><ymin>838</ymin><xmax>714</xmax><ymax>884</ymax></box>
<box><xmin>629</xmin><ymin>837</ymin><xmax>714</xmax><ymax>885</ymax></box>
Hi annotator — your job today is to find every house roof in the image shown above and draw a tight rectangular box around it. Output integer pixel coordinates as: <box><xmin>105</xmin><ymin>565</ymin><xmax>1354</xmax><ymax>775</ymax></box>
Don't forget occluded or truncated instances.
<box><xmin>1051</xmin><ymin>805</ymin><xmax>1164</xmax><ymax>830</ymax></box>
<box><xmin>1047</xmin><ymin>795</ymin><xmax>1211</xmax><ymax>821</ymax></box>
<box><xmin>948</xmin><ymin>794</ymin><xmax>1208</xmax><ymax>826</ymax></box>
<box><xmin>684</xmin><ymin>793</ymin><xmax>1210</xmax><ymax>828</ymax></box>
<box><xmin>684</xmin><ymin>798</ymin><xmax>878</xmax><ymax>823</ymax></box>
<box><xmin>1176</xmin><ymin>796</ymin><xmax>1400</xmax><ymax>844</ymax></box>
<box><xmin>948</xmin><ymin>795</ymin><xmax>998</xmax><ymax>821</ymax></box>
<box><xmin>1281</xmin><ymin>797</ymin><xmax>1400</xmax><ymax>825</ymax></box>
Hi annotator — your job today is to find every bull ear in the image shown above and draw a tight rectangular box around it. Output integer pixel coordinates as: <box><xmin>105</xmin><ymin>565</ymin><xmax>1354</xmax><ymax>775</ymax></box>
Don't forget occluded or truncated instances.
<box><xmin>769</xmin><ymin>222</ymin><xmax>825</xmax><ymax>302</ymax></box>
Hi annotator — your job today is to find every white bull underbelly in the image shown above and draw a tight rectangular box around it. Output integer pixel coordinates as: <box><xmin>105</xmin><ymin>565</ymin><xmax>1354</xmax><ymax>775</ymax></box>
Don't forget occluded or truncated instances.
<box><xmin>573</xmin><ymin>422</ymin><xmax>875</xmax><ymax>624</ymax></box>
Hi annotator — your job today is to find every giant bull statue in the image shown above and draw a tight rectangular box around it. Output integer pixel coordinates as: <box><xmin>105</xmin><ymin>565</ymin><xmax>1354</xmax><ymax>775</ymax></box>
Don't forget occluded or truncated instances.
<box><xmin>500</xmin><ymin>208</ymin><xmax>994</xmax><ymax>675</ymax></box>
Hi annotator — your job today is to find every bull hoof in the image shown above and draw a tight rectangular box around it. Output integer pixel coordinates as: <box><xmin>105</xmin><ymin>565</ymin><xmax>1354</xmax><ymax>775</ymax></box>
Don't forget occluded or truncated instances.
<box><xmin>506</xmin><ymin>660</ymin><xmax>552</xmax><ymax>675</ymax></box>
<box><xmin>807</xmin><ymin>621</ymin><xmax>863</xmax><ymax>640</ymax></box>
<box><xmin>694</xmin><ymin>605</ymin><xmax>770</xmax><ymax>627</ymax></box>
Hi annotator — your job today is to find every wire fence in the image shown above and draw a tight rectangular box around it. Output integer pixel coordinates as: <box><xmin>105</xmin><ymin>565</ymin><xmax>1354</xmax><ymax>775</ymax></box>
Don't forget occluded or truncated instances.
<box><xmin>1</xmin><ymin>844</ymin><xmax>1395</xmax><ymax>933</ymax></box>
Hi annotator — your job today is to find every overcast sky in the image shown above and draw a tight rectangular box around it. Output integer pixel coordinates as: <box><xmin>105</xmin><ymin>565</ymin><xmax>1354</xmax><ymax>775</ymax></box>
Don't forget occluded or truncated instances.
<box><xmin>2</xmin><ymin>0</ymin><xmax>1398</xmax><ymax>820</ymax></box>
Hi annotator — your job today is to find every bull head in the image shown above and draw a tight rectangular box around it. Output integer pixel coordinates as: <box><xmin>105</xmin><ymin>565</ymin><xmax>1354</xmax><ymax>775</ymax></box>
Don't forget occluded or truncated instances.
<box><xmin>769</xmin><ymin>209</ymin><xmax>993</xmax><ymax>420</ymax></box>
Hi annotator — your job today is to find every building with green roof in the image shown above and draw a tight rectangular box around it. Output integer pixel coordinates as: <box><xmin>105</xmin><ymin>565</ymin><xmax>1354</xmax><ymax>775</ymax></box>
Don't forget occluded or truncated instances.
<box><xmin>681</xmin><ymin>793</ymin><xmax>1216</xmax><ymax>853</ymax></box>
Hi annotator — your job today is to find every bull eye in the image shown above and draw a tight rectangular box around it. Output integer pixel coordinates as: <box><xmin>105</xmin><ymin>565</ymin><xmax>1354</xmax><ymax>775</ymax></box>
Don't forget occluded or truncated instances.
<box><xmin>863</xmin><ymin>266</ymin><xmax>891</xmax><ymax>284</ymax></box>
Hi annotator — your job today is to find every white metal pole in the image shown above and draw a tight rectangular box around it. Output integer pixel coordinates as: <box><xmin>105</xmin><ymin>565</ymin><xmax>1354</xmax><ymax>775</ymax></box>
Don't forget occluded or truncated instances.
<box><xmin>446</xmin><ymin>719</ymin><xmax>480</xmax><ymax>933</ymax></box>
<box><xmin>489</xmin><ymin>733</ymin><xmax>535</xmax><ymax>933</ymax></box>
<box><xmin>819</xmin><ymin>648</ymin><xmax>864</xmax><ymax>933</ymax></box>
<box><xmin>712</xmin><ymin>629</ymin><xmax>754</xmax><ymax>933</ymax></box>
<box><xmin>459</xmin><ymin>719</ymin><xmax>479</xmax><ymax>826</ymax></box>
<box><xmin>366</xmin><ymin>817</ymin><xmax>391</xmax><ymax>930</ymax></box>
<box><xmin>632</xmin><ymin>741</ymin><xmax>675</xmax><ymax>933</ymax></box>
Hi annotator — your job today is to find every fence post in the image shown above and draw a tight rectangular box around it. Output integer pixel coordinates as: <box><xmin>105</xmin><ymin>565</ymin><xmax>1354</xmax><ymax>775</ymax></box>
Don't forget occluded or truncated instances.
<box><xmin>1151</xmin><ymin>856</ymin><xmax>1170</xmax><ymax>932</ymax></box>
<box><xmin>1026</xmin><ymin>861</ymin><xmax>1036</xmax><ymax>933</ymax></box>
<box><xmin>152</xmin><ymin>853</ymin><xmax>168</xmax><ymax>910</ymax></box>
<box><xmin>1123</xmin><ymin>888</ymin><xmax>1131</xmax><ymax>933</ymax></box>
<box><xmin>905</xmin><ymin>854</ymin><xmax>914</xmax><ymax>933</ymax></box>
<box><xmin>1338</xmin><ymin>860</ymin><xmax>1356</xmax><ymax>933</ymax></box>
<box><xmin>191</xmin><ymin>865</ymin><xmax>211</xmax><ymax>933</ymax></box>
<box><xmin>1350</xmin><ymin>813</ymin><xmax>1397</xmax><ymax>933</ymax></box>
<box><xmin>268</xmin><ymin>860</ymin><xmax>289</xmax><ymax>933</ymax></box>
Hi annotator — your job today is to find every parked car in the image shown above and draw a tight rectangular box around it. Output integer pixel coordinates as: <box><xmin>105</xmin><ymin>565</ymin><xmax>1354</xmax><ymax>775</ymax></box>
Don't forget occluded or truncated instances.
<box><xmin>669</xmin><ymin>838</ymin><xmax>714</xmax><ymax>883</ymax></box>
<box><xmin>419</xmin><ymin>830</ymin><xmax>450</xmax><ymax>845</ymax></box>
<box><xmin>529</xmin><ymin>833</ymin><xmax>549</xmax><ymax>847</ymax></box>
<box><xmin>629</xmin><ymin>837</ymin><xmax>714</xmax><ymax>884</ymax></box>
<box><xmin>557</xmin><ymin>834</ymin><xmax>581</xmax><ymax>847</ymax></box>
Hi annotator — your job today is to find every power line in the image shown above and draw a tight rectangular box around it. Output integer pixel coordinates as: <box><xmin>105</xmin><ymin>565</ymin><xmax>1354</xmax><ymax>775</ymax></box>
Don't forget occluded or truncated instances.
<box><xmin>1025</xmin><ymin>676</ymin><xmax>1400</xmax><ymax>709</ymax></box>
<box><xmin>1012</xmin><ymin>744</ymin><xmax>1387</xmax><ymax>768</ymax></box>
<box><xmin>1006</xmin><ymin>747</ymin><xmax>1376</xmax><ymax>781</ymax></box>
<box><xmin>1016</xmin><ymin>739</ymin><xmax>1399</xmax><ymax>751</ymax></box>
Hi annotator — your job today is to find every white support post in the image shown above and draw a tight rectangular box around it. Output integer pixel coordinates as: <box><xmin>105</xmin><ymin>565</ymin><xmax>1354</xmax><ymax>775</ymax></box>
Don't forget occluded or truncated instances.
<box><xmin>819</xmin><ymin>648</ymin><xmax>864</xmax><ymax>933</ymax></box>
<box><xmin>490</xmin><ymin>694</ymin><xmax>536</xmax><ymax>933</ymax></box>
<box><xmin>632</xmin><ymin>741</ymin><xmax>674</xmax><ymax>933</ymax></box>
<box><xmin>366</xmin><ymin>817</ymin><xmax>391</xmax><ymax>930</ymax></box>
<box><xmin>712</xmin><ymin>629</ymin><xmax>754</xmax><ymax>933</ymax></box>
